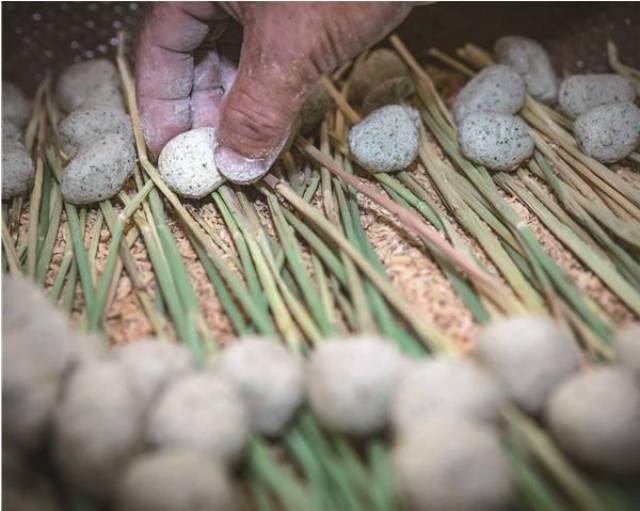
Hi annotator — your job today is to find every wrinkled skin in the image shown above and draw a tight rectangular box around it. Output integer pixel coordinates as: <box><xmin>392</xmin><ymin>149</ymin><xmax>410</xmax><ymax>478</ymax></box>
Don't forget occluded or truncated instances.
<box><xmin>135</xmin><ymin>1</ymin><xmax>412</xmax><ymax>183</ymax></box>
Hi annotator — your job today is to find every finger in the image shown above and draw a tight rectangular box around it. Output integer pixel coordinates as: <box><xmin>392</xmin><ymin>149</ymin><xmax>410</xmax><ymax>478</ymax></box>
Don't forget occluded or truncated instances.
<box><xmin>135</xmin><ymin>1</ymin><xmax>223</xmax><ymax>156</ymax></box>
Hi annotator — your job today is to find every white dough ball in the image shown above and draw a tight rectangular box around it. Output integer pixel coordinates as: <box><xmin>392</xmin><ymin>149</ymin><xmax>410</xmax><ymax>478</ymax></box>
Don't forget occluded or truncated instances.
<box><xmin>393</xmin><ymin>415</ymin><xmax>513</xmax><ymax>511</ymax></box>
<box><xmin>615</xmin><ymin>322</ymin><xmax>640</xmax><ymax>378</ymax></box>
<box><xmin>158</xmin><ymin>127</ymin><xmax>224</xmax><ymax>199</ymax></box>
<box><xmin>307</xmin><ymin>335</ymin><xmax>407</xmax><ymax>435</ymax></box>
<box><xmin>2</xmin><ymin>139</ymin><xmax>34</xmax><ymax>200</ymax></box>
<box><xmin>56</xmin><ymin>59</ymin><xmax>120</xmax><ymax>113</ymax></box>
<box><xmin>2</xmin><ymin>82</ymin><xmax>31</xmax><ymax>127</ymax></box>
<box><xmin>59</xmin><ymin>106</ymin><xmax>134</xmax><ymax>155</ymax></box>
<box><xmin>558</xmin><ymin>74</ymin><xmax>636</xmax><ymax>119</ymax></box>
<box><xmin>392</xmin><ymin>355</ymin><xmax>506</xmax><ymax>433</ymax></box>
<box><xmin>348</xmin><ymin>49</ymin><xmax>408</xmax><ymax>105</ymax></box>
<box><xmin>473</xmin><ymin>315</ymin><xmax>581</xmax><ymax>415</ymax></box>
<box><xmin>145</xmin><ymin>373</ymin><xmax>249</xmax><ymax>465</ymax></box>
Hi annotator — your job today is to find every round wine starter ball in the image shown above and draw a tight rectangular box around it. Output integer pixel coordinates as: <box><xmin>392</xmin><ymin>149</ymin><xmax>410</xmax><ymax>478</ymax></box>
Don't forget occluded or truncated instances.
<box><xmin>391</xmin><ymin>355</ymin><xmax>506</xmax><ymax>433</ymax></box>
<box><xmin>362</xmin><ymin>75</ymin><xmax>415</xmax><ymax>115</ymax></box>
<box><xmin>458</xmin><ymin>111</ymin><xmax>534</xmax><ymax>171</ymax></box>
<box><xmin>112</xmin><ymin>337</ymin><xmax>195</xmax><ymax>406</ymax></box>
<box><xmin>348</xmin><ymin>104</ymin><xmax>419</xmax><ymax>173</ymax></box>
<box><xmin>473</xmin><ymin>315</ymin><xmax>581</xmax><ymax>415</ymax></box>
<box><xmin>574</xmin><ymin>102</ymin><xmax>640</xmax><ymax>163</ymax></box>
<box><xmin>215</xmin><ymin>337</ymin><xmax>305</xmax><ymax>436</ymax></box>
<box><xmin>452</xmin><ymin>64</ymin><xmax>526</xmax><ymax>124</ymax></box>
<box><xmin>59</xmin><ymin>106</ymin><xmax>134</xmax><ymax>156</ymax></box>
<box><xmin>545</xmin><ymin>367</ymin><xmax>640</xmax><ymax>475</ymax></box>
<box><xmin>53</xmin><ymin>361</ymin><xmax>143</xmax><ymax>500</ymax></box>
<box><xmin>2</xmin><ymin>121</ymin><xmax>23</xmax><ymax>143</ymax></box>
<box><xmin>393</xmin><ymin>415</ymin><xmax>513</xmax><ymax>511</ymax></box>
<box><xmin>158</xmin><ymin>127</ymin><xmax>225</xmax><ymax>199</ymax></box>
<box><xmin>615</xmin><ymin>322</ymin><xmax>640</xmax><ymax>378</ymax></box>
<box><xmin>300</xmin><ymin>81</ymin><xmax>332</xmax><ymax>134</ymax></box>
<box><xmin>2</xmin><ymin>275</ymin><xmax>77</xmax><ymax>451</ymax></box>
<box><xmin>115</xmin><ymin>449</ymin><xmax>233</xmax><ymax>511</ymax></box>
<box><xmin>494</xmin><ymin>35</ymin><xmax>558</xmax><ymax>105</ymax></box>
<box><xmin>307</xmin><ymin>336</ymin><xmax>406</xmax><ymax>435</ymax></box>
<box><xmin>2</xmin><ymin>82</ymin><xmax>32</xmax><ymax>127</ymax></box>
<box><xmin>558</xmin><ymin>74</ymin><xmax>636</xmax><ymax>119</ymax></box>
<box><xmin>2</xmin><ymin>140</ymin><xmax>34</xmax><ymax>200</ymax></box>
<box><xmin>56</xmin><ymin>59</ymin><xmax>120</xmax><ymax>113</ymax></box>
<box><xmin>61</xmin><ymin>133</ymin><xmax>135</xmax><ymax>205</ymax></box>
<box><xmin>145</xmin><ymin>373</ymin><xmax>249</xmax><ymax>465</ymax></box>
<box><xmin>348</xmin><ymin>48</ymin><xmax>408</xmax><ymax>105</ymax></box>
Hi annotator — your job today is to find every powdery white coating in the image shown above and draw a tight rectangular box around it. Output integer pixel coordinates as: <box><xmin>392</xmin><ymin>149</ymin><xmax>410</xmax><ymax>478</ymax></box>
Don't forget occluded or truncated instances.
<box><xmin>348</xmin><ymin>48</ymin><xmax>408</xmax><ymax>105</ymax></box>
<box><xmin>61</xmin><ymin>133</ymin><xmax>135</xmax><ymax>205</ymax></box>
<box><xmin>362</xmin><ymin>75</ymin><xmax>416</xmax><ymax>114</ymax></box>
<box><xmin>615</xmin><ymin>322</ymin><xmax>640</xmax><ymax>378</ymax></box>
<box><xmin>2</xmin><ymin>120</ymin><xmax>23</xmax><ymax>142</ymax></box>
<box><xmin>494</xmin><ymin>36</ymin><xmax>558</xmax><ymax>105</ymax></box>
<box><xmin>145</xmin><ymin>372</ymin><xmax>249</xmax><ymax>465</ymax></box>
<box><xmin>53</xmin><ymin>361</ymin><xmax>142</xmax><ymax>499</ymax></box>
<box><xmin>55</xmin><ymin>59</ymin><xmax>120</xmax><ymax>113</ymax></box>
<box><xmin>2</xmin><ymin>82</ymin><xmax>31</xmax><ymax>127</ymax></box>
<box><xmin>59</xmin><ymin>107</ymin><xmax>134</xmax><ymax>155</ymax></box>
<box><xmin>2</xmin><ymin>140</ymin><xmax>34</xmax><ymax>200</ymax></box>
<box><xmin>545</xmin><ymin>367</ymin><xmax>640</xmax><ymax>474</ymax></box>
<box><xmin>348</xmin><ymin>105</ymin><xmax>419</xmax><ymax>174</ymax></box>
<box><xmin>2</xmin><ymin>275</ymin><xmax>77</xmax><ymax>451</ymax></box>
<box><xmin>307</xmin><ymin>336</ymin><xmax>406</xmax><ymax>435</ymax></box>
<box><xmin>452</xmin><ymin>64</ymin><xmax>526</xmax><ymax>124</ymax></box>
<box><xmin>214</xmin><ymin>337</ymin><xmax>305</xmax><ymax>436</ymax></box>
<box><xmin>558</xmin><ymin>74</ymin><xmax>636</xmax><ymax>119</ymax></box>
<box><xmin>112</xmin><ymin>337</ymin><xmax>195</xmax><ymax>406</ymax></box>
<box><xmin>458</xmin><ymin>111</ymin><xmax>534</xmax><ymax>171</ymax></box>
<box><xmin>574</xmin><ymin>102</ymin><xmax>640</xmax><ymax>163</ymax></box>
<box><xmin>300</xmin><ymin>81</ymin><xmax>332</xmax><ymax>134</ymax></box>
<box><xmin>393</xmin><ymin>415</ymin><xmax>513</xmax><ymax>511</ymax></box>
<box><xmin>391</xmin><ymin>356</ymin><xmax>506</xmax><ymax>433</ymax></box>
<box><xmin>158</xmin><ymin>127</ymin><xmax>224</xmax><ymax>199</ymax></box>
<box><xmin>115</xmin><ymin>449</ymin><xmax>233</xmax><ymax>511</ymax></box>
<box><xmin>473</xmin><ymin>316</ymin><xmax>581</xmax><ymax>415</ymax></box>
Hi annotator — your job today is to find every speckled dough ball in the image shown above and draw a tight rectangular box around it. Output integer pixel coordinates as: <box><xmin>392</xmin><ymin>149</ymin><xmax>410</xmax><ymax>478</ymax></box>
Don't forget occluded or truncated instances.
<box><xmin>453</xmin><ymin>64</ymin><xmax>526</xmax><ymax>124</ymax></box>
<box><xmin>545</xmin><ymin>367</ymin><xmax>640</xmax><ymax>474</ymax></box>
<box><xmin>392</xmin><ymin>356</ymin><xmax>506</xmax><ymax>433</ymax></box>
<box><xmin>348</xmin><ymin>105</ymin><xmax>419</xmax><ymax>173</ymax></box>
<box><xmin>81</xmin><ymin>80</ymin><xmax>125</xmax><ymax>111</ymax></box>
<box><xmin>2</xmin><ymin>121</ymin><xmax>23</xmax><ymax>142</ymax></box>
<box><xmin>458</xmin><ymin>111</ymin><xmax>534</xmax><ymax>171</ymax></box>
<box><xmin>215</xmin><ymin>337</ymin><xmax>305</xmax><ymax>436</ymax></box>
<box><xmin>145</xmin><ymin>373</ymin><xmax>249</xmax><ymax>465</ymax></box>
<box><xmin>61</xmin><ymin>133</ymin><xmax>135</xmax><ymax>205</ymax></box>
<box><xmin>393</xmin><ymin>415</ymin><xmax>512</xmax><ymax>511</ymax></box>
<box><xmin>558</xmin><ymin>74</ymin><xmax>636</xmax><ymax>119</ymax></box>
<box><xmin>59</xmin><ymin>107</ymin><xmax>134</xmax><ymax>155</ymax></box>
<box><xmin>2</xmin><ymin>276</ymin><xmax>77</xmax><ymax>450</ymax></box>
<box><xmin>56</xmin><ymin>59</ymin><xmax>120</xmax><ymax>113</ymax></box>
<box><xmin>494</xmin><ymin>36</ymin><xmax>558</xmax><ymax>105</ymax></box>
<box><xmin>2</xmin><ymin>82</ymin><xmax>31</xmax><ymax>127</ymax></box>
<box><xmin>307</xmin><ymin>336</ymin><xmax>406</xmax><ymax>435</ymax></box>
<box><xmin>574</xmin><ymin>102</ymin><xmax>640</xmax><ymax>163</ymax></box>
<box><xmin>362</xmin><ymin>76</ymin><xmax>416</xmax><ymax>114</ymax></box>
<box><xmin>473</xmin><ymin>316</ymin><xmax>581</xmax><ymax>415</ymax></box>
<box><xmin>53</xmin><ymin>361</ymin><xmax>143</xmax><ymax>499</ymax></box>
<box><xmin>615</xmin><ymin>323</ymin><xmax>640</xmax><ymax>378</ymax></box>
<box><xmin>115</xmin><ymin>449</ymin><xmax>233</xmax><ymax>511</ymax></box>
<box><xmin>348</xmin><ymin>49</ymin><xmax>408</xmax><ymax>105</ymax></box>
<box><xmin>2</xmin><ymin>140</ymin><xmax>34</xmax><ymax>200</ymax></box>
<box><xmin>158</xmin><ymin>127</ymin><xmax>224</xmax><ymax>199</ymax></box>
<box><xmin>300</xmin><ymin>81</ymin><xmax>332</xmax><ymax>134</ymax></box>
<box><xmin>112</xmin><ymin>338</ymin><xmax>195</xmax><ymax>406</ymax></box>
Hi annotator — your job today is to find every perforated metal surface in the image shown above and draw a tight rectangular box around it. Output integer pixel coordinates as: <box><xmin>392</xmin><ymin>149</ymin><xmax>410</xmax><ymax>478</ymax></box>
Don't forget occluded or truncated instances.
<box><xmin>2</xmin><ymin>2</ymin><xmax>639</xmax><ymax>95</ymax></box>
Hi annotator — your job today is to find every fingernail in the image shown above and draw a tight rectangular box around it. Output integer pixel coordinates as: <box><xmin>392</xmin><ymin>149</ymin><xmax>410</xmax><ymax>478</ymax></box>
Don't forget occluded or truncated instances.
<box><xmin>214</xmin><ymin>145</ymin><xmax>277</xmax><ymax>184</ymax></box>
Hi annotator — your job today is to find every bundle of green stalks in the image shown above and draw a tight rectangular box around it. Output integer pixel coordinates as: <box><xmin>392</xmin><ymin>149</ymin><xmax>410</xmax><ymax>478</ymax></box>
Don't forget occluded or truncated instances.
<box><xmin>2</xmin><ymin>31</ymin><xmax>639</xmax><ymax>510</ymax></box>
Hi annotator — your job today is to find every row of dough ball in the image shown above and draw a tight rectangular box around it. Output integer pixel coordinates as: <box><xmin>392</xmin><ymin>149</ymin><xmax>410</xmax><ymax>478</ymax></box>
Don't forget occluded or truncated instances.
<box><xmin>455</xmin><ymin>35</ymin><xmax>639</xmax><ymax>170</ymax></box>
<box><xmin>2</xmin><ymin>82</ymin><xmax>35</xmax><ymax>200</ymax></box>
<box><xmin>55</xmin><ymin>59</ymin><xmax>136</xmax><ymax>205</ymax></box>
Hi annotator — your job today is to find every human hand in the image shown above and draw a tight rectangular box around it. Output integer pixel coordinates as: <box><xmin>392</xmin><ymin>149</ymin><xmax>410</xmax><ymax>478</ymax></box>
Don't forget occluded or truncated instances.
<box><xmin>135</xmin><ymin>1</ymin><xmax>412</xmax><ymax>183</ymax></box>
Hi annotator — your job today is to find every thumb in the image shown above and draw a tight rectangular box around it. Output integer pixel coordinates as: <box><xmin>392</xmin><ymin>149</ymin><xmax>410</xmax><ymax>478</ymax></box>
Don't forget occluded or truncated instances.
<box><xmin>214</xmin><ymin>27</ymin><xmax>314</xmax><ymax>184</ymax></box>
